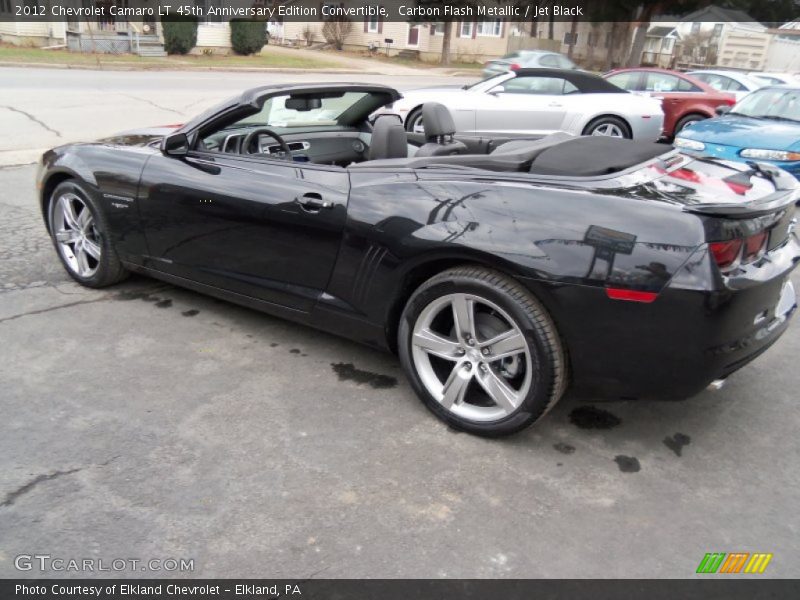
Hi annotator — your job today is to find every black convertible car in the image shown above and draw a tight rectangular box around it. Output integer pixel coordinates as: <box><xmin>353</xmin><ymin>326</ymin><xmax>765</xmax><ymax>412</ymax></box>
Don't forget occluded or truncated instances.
<box><xmin>37</xmin><ymin>83</ymin><xmax>799</xmax><ymax>436</ymax></box>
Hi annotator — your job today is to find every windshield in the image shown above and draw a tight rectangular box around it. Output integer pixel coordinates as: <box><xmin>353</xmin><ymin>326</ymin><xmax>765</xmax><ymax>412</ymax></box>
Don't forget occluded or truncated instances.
<box><xmin>238</xmin><ymin>91</ymin><xmax>371</xmax><ymax>128</ymax></box>
<box><xmin>731</xmin><ymin>88</ymin><xmax>800</xmax><ymax>122</ymax></box>
<box><xmin>463</xmin><ymin>73</ymin><xmax>507</xmax><ymax>90</ymax></box>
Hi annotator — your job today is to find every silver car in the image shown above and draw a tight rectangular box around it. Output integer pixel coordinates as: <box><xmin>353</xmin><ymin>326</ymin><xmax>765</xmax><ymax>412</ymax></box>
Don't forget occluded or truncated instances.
<box><xmin>483</xmin><ymin>50</ymin><xmax>576</xmax><ymax>78</ymax></box>
<box><xmin>378</xmin><ymin>69</ymin><xmax>664</xmax><ymax>141</ymax></box>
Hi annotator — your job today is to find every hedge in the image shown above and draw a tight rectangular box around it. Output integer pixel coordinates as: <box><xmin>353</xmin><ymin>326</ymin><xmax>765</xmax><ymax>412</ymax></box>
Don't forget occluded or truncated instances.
<box><xmin>161</xmin><ymin>17</ymin><xmax>198</xmax><ymax>55</ymax></box>
<box><xmin>230</xmin><ymin>19</ymin><xmax>267</xmax><ymax>56</ymax></box>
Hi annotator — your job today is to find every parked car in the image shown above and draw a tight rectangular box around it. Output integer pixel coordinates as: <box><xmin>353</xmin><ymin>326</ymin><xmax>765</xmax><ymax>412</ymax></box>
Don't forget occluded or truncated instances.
<box><xmin>379</xmin><ymin>69</ymin><xmax>664</xmax><ymax>140</ymax></box>
<box><xmin>748</xmin><ymin>72</ymin><xmax>800</xmax><ymax>86</ymax></box>
<box><xmin>687</xmin><ymin>69</ymin><xmax>765</xmax><ymax>101</ymax></box>
<box><xmin>604</xmin><ymin>68</ymin><xmax>736</xmax><ymax>138</ymax></box>
<box><xmin>37</xmin><ymin>83</ymin><xmax>799</xmax><ymax>436</ymax></box>
<box><xmin>482</xmin><ymin>50</ymin><xmax>576</xmax><ymax>78</ymax></box>
<box><xmin>675</xmin><ymin>85</ymin><xmax>800</xmax><ymax>179</ymax></box>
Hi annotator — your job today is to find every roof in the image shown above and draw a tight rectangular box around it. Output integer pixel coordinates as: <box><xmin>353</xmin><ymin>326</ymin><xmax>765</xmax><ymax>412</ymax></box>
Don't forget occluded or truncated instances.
<box><xmin>513</xmin><ymin>69</ymin><xmax>626</xmax><ymax>94</ymax></box>
<box><xmin>679</xmin><ymin>6</ymin><xmax>758</xmax><ymax>24</ymax></box>
<box><xmin>647</xmin><ymin>26</ymin><xmax>678</xmax><ymax>38</ymax></box>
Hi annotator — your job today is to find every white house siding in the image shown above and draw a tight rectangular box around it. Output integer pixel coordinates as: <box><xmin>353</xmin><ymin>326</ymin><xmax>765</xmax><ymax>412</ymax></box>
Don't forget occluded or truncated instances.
<box><xmin>765</xmin><ymin>36</ymin><xmax>800</xmax><ymax>72</ymax></box>
<box><xmin>718</xmin><ymin>25</ymin><xmax>771</xmax><ymax>70</ymax></box>
<box><xmin>0</xmin><ymin>20</ymin><xmax>66</xmax><ymax>45</ymax></box>
<box><xmin>194</xmin><ymin>23</ymin><xmax>232</xmax><ymax>50</ymax></box>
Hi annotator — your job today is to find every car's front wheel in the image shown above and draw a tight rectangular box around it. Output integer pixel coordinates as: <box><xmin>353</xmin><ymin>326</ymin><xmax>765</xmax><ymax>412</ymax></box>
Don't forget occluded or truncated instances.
<box><xmin>48</xmin><ymin>181</ymin><xmax>128</xmax><ymax>288</ymax></box>
<box><xmin>583</xmin><ymin>115</ymin><xmax>632</xmax><ymax>139</ymax></box>
<box><xmin>398</xmin><ymin>266</ymin><xmax>567</xmax><ymax>436</ymax></box>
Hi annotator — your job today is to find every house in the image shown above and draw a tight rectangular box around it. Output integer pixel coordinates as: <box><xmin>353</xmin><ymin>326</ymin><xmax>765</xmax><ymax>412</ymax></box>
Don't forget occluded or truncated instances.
<box><xmin>765</xmin><ymin>20</ymin><xmax>800</xmax><ymax>72</ymax></box>
<box><xmin>658</xmin><ymin>6</ymin><xmax>771</xmax><ymax>70</ymax></box>
<box><xmin>640</xmin><ymin>26</ymin><xmax>679</xmax><ymax>68</ymax></box>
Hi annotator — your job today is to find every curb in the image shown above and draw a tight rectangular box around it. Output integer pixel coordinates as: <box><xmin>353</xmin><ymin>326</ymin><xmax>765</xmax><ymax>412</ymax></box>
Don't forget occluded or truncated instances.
<box><xmin>0</xmin><ymin>61</ymin><xmax>380</xmax><ymax>74</ymax></box>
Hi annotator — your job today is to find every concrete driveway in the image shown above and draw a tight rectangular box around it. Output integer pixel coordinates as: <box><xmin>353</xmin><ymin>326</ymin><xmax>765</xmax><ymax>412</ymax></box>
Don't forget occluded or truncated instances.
<box><xmin>0</xmin><ymin>68</ymin><xmax>799</xmax><ymax>579</ymax></box>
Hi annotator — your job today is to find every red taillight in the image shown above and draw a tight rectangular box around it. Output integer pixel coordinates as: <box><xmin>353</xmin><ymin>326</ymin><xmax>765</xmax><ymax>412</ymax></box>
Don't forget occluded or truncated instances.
<box><xmin>724</xmin><ymin>97</ymin><xmax>736</xmax><ymax>106</ymax></box>
<box><xmin>509</xmin><ymin>63</ymin><xmax>521</xmax><ymax>71</ymax></box>
<box><xmin>725</xmin><ymin>180</ymin><xmax>752</xmax><ymax>195</ymax></box>
<box><xmin>605</xmin><ymin>288</ymin><xmax>659</xmax><ymax>303</ymax></box>
<box><xmin>710</xmin><ymin>231</ymin><xmax>768</xmax><ymax>271</ymax></box>
<box><xmin>742</xmin><ymin>231</ymin><xmax>768</xmax><ymax>264</ymax></box>
<box><xmin>710</xmin><ymin>239</ymin><xmax>743</xmax><ymax>270</ymax></box>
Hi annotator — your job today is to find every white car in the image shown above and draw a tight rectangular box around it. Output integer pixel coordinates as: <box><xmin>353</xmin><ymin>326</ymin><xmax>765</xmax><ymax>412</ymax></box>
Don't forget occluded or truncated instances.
<box><xmin>748</xmin><ymin>72</ymin><xmax>800</xmax><ymax>86</ymax></box>
<box><xmin>380</xmin><ymin>69</ymin><xmax>664</xmax><ymax>141</ymax></box>
<box><xmin>688</xmin><ymin>70</ymin><xmax>765</xmax><ymax>101</ymax></box>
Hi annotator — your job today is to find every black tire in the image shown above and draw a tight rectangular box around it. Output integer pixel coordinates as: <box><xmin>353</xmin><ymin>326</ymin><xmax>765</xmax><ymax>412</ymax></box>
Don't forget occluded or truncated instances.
<box><xmin>405</xmin><ymin>107</ymin><xmax>424</xmax><ymax>133</ymax></box>
<box><xmin>398</xmin><ymin>266</ymin><xmax>567</xmax><ymax>437</ymax></box>
<box><xmin>47</xmin><ymin>180</ymin><xmax>128</xmax><ymax>288</ymax></box>
<box><xmin>582</xmin><ymin>115</ymin><xmax>632</xmax><ymax>139</ymax></box>
<box><xmin>674</xmin><ymin>114</ymin><xmax>706</xmax><ymax>135</ymax></box>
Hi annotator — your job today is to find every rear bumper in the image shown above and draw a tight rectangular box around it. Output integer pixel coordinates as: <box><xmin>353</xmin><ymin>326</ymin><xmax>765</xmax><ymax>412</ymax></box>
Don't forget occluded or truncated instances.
<box><xmin>527</xmin><ymin>234</ymin><xmax>800</xmax><ymax>400</ymax></box>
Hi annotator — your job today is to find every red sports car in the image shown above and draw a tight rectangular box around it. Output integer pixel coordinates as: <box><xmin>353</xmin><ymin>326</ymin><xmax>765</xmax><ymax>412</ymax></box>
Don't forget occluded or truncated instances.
<box><xmin>604</xmin><ymin>68</ymin><xmax>736</xmax><ymax>139</ymax></box>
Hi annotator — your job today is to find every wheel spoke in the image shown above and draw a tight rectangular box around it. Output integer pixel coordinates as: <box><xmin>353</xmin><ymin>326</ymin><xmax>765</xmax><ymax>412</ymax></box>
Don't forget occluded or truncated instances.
<box><xmin>55</xmin><ymin>229</ymin><xmax>80</xmax><ymax>244</ymax></box>
<box><xmin>60</xmin><ymin>196</ymin><xmax>80</xmax><ymax>230</ymax></box>
<box><xmin>451</xmin><ymin>294</ymin><xmax>476</xmax><ymax>344</ymax></box>
<box><xmin>440</xmin><ymin>363</ymin><xmax>473</xmax><ymax>409</ymax></box>
<box><xmin>413</xmin><ymin>328</ymin><xmax>461</xmax><ymax>360</ymax></box>
<box><xmin>483</xmin><ymin>329</ymin><xmax>526</xmax><ymax>360</ymax></box>
<box><xmin>83</xmin><ymin>237</ymin><xmax>101</xmax><ymax>260</ymax></box>
<box><xmin>475</xmin><ymin>367</ymin><xmax>519</xmax><ymax>413</ymax></box>
<box><xmin>73</xmin><ymin>243</ymin><xmax>90</xmax><ymax>276</ymax></box>
<box><xmin>77</xmin><ymin>206</ymin><xmax>92</xmax><ymax>230</ymax></box>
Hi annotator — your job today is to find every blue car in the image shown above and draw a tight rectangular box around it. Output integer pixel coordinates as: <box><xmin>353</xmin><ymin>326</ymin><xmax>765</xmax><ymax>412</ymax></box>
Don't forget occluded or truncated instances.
<box><xmin>674</xmin><ymin>86</ymin><xmax>800</xmax><ymax>178</ymax></box>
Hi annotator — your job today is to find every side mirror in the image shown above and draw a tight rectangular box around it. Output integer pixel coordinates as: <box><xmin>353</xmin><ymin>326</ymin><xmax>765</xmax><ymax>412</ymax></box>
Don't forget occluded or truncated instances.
<box><xmin>162</xmin><ymin>132</ymin><xmax>189</xmax><ymax>157</ymax></box>
<box><xmin>715</xmin><ymin>105</ymin><xmax>732</xmax><ymax>116</ymax></box>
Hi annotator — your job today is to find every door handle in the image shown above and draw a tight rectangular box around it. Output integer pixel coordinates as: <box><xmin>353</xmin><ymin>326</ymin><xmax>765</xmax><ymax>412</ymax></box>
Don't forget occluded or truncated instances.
<box><xmin>296</xmin><ymin>193</ymin><xmax>332</xmax><ymax>212</ymax></box>
<box><xmin>548</xmin><ymin>102</ymin><xmax>563</xmax><ymax>107</ymax></box>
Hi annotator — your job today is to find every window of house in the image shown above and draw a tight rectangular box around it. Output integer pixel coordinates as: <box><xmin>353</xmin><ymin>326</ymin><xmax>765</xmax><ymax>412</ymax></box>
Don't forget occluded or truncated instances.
<box><xmin>691</xmin><ymin>22</ymin><xmax>701</xmax><ymax>34</ymax></box>
<box><xmin>476</xmin><ymin>20</ymin><xmax>502</xmax><ymax>37</ymax></box>
<box><xmin>712</xmin><ymin>24</ymin><xmax>723</xmax><ymax>38</ymax></box>
<box><xmin>563</xmin><ymin>32</ymin><xmax>578</xmax><ymax>45</ymax></box>
<box><xmin>366</xmin><ymin>16</ymin><xmax>379</xmax><ymax>33</ymax></box>
<box><xmin>431</xmin><ymin>22</ymin><xmax>445</xmax><ymax>35</ymax></box>
<box><xmin>663</xmin><ymin>38</ymin><xmax>675</xmax><ymax>53</ymax></box>
<box><xmin>460</xmin><ymin>22</ymin><xmax>474</xmax><ymax>38</ymax></box>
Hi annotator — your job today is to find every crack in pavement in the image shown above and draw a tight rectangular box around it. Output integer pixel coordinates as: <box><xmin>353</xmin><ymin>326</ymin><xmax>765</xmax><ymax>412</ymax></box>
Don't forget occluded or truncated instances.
<box><xmin>1</xmin><ymin>468</ymin><xmax>82</xmax><ymax>507</ymax></box>
<box><xmin>0</xmin><ymin>296</ymin><xmax>108</xmax><ymax>324</ymax></box>
<box><xmin>1</xmin><ymin>456</ymin><xmax>119</xmax><ymax>508</ymax></box>
<box><xmin>2</xmin><ymin>106</ymin><xmax>62</xmax><ymax>137</ymax></box>
<box><xmin>116</xmin><ymin>93</ymin><xmax>186</xmax><ymax>116</ymax></box>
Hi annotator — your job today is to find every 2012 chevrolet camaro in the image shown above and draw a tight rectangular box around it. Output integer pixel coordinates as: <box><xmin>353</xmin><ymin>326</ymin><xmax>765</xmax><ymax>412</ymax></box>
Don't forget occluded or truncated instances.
<box><xmin>37</xmin><ymin>83</ymin><xmax>799</xmax><ymax>436</ymax></box>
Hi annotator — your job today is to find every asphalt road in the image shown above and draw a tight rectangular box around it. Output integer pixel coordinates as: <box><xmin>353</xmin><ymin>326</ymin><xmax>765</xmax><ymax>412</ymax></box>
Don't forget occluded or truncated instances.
<box><xmin>1</xmin><ymin>68</ymin><xmax>799</xmax><ymax>579</ymax></box>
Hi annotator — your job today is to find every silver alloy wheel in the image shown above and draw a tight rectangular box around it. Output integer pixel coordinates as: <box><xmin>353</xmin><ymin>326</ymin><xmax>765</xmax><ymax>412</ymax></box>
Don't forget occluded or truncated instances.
<box><xmin>409</xmin><ymin>113</ymin><xmax>425</xmax><ymax>134</ymax></box>
<box><xmin>53</xmin><ymin>192</ymin><xmax>101</xmax><ymax>278</ymax></box>
<box><xmin>411</xmin><ymin>293</ymin><xmax>533</xmax><ymax>422</ymax></box>
<box><xmin>591</xmin><ymin>123</ymin><xmax>624</xmax><ymax>137</ymax></box>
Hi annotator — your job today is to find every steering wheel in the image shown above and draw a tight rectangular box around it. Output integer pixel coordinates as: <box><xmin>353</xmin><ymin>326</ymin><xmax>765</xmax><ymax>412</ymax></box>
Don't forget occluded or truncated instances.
<box><xmin>241</xmin><ymin>127</ymin><xmax>292</xmax><ymax>159</ymax></box>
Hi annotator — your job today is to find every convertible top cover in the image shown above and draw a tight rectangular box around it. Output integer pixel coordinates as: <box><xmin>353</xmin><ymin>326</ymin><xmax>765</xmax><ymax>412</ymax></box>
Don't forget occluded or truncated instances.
<box><xmin>513</xmin><ymin>68</ymin><xmax>628</xmax><ymax>94</ymax></box>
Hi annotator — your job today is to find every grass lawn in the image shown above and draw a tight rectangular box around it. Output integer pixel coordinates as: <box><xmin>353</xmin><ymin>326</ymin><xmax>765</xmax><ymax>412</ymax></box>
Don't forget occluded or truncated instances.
<box><xmin>0</xmin><ymin>45</ymin><xmax>341</xmax><ymax>70</ymax></box>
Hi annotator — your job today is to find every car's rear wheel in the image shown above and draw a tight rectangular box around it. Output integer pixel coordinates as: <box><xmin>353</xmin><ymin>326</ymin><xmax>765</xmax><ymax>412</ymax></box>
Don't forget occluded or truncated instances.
<box><xmin>583</xmin><ymin>115</ymin><xmax>632</xmax><ymax>139</ymax></box>
<box><xmin>48</xmin><ymin>181</ymin><xmax>128</xmax><ymax>288</ymax></box>
<box><xmin>405</xmin><ymin>107</ymin><xmax>425</xmax><ymax>134</ymax></box>
<box><xmin>398</xmin><ymin>266</ymin><xmax>567</xmax><ymax>436</ymax></box>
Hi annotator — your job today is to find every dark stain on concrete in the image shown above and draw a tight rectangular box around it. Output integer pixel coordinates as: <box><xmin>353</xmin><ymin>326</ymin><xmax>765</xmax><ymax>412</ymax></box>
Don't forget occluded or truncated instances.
<box><xmin>569</xmin><ymin>406</ymin><xmax>621</xmax><ymax>430</ymax></box>
<box><xmin>553</xmin><ymin>442</ymin><xmax>576</xmax><ymax>455</ymax></box>
<box><xmin>181</xmin><ymin>309</ymin><xmax>199</xmax><ymax>317</ymax></box>
<box><xmin>155</xmin><ymin>299</ymin><xmax>172</xmax><ymax>308</ymax></box>
<box><xmin>270</xmin><ymin>343</ymin><xmax>279</xmax><ymax>347</ymax></box>
<box><xmin>290</xmin><ymin>348</ymin><xmax>301</xmax><ymax>354</ymax></box>
<box><xmin>614</xmin><ymin>455</ymin><xmax>641</xmax><ymax>473</ymax></box>
<box><xmin>663</xmin><ymin>433</ymin><xmax>691</xmax><ymax>457</ymax></box>
<box><xmin>331</xmin><ymin>362</ymin><xmax>398</xmax><ymax>389</ymax></box>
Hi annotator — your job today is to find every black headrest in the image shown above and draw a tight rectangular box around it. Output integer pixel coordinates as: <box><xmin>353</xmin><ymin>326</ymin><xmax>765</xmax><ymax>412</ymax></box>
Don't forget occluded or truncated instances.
<box><xmin>422</xmin><ymin>102</ymin><xmax>456</xmax><ymax>139</ymax></box>
<box><xmin>368</xmin><ymin>115</ymin><xmax>407</xmax><ymax>160</ymax></box>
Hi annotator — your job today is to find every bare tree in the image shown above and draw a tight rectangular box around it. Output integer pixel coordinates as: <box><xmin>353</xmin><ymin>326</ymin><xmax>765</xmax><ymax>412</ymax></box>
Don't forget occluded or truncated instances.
<box><xmin>322</xmin><ymin>17</ymin><xmax>352</xmax><ymax>51</ymax></box>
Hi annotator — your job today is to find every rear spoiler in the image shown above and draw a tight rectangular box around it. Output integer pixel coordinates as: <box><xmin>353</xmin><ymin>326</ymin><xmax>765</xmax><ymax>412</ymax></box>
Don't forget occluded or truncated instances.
<box><xmin>682</xmin><ymin>160</ymin><xmax>798</xmax><ymax>218</ymax></box>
